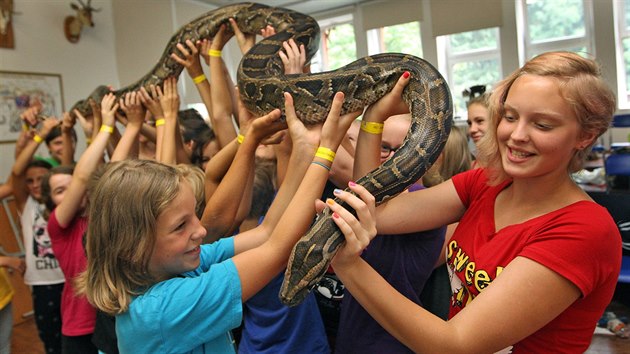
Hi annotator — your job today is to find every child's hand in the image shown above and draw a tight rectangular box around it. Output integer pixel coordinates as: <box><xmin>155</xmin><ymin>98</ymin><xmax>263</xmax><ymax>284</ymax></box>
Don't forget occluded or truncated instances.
<box><xmin>246</xmin><ymin>108</ymin><xmax>287</xmax><ymax>145</ymax></box>
<box><xmin>324</xmin><ymin>183</ymin><xmax>377</xmax><ymax>269</ymax></box>
<box><xmin>319</xmin><ymin>92</ymin><xmax>362</xmax><ymax>151</ymax></box>
<box><xmin>228</xmin><ymin>18</ymin><xmax>255</xmax><ymax>54</ymax></box>
<box><xmin>139</xmin><ymin>85</ymin><xmax>165</xmax><ymax>120</ymax></box>
<box><xmin>364</xmin><ymin>72</ymin><xmax>411</xmax><ymax>122</ymax></box>
<box><xmin>74</xmin><ymin>108</ymin><xmax>94</xmax><ymax>139</ymax></box>
<box><xmin>61</xmin><ymin>111</ymin><xmax>76</xmax><ymax>133</ymax></box>
<box><xmin>170</xmin><ymin>39</ymin><xmax>204</xmax><ymax>77</ymax></box>
<box><xmin>279</xmin><ymin>39</ymin><xmax>306</xmax><ymax>75</ymax></box>
<box><xmin>38</xmin><ymin>116</ymin><xmax>61</xmax><ymax>138</ymax></box>
<box><xmin>119</xmin><ymin>91</ymin><xmax>146</xmax><ymax>127</ymax></box>
<box><xmin>159</xmin><ymin>77</ymin><xmax>180</xmax><ymax>120</ymax></box>
<box><xmin>100</xmin><ymin>93</ymin><xmax>119</xmax><ymax>128</ymax></box>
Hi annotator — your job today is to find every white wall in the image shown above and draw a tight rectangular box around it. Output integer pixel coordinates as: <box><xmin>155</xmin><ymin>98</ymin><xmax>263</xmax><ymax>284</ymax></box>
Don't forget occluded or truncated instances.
<box><xmin>0</xmin><ymin>0</ymin><xmax>118</xmax><ymax>179</ymax></box>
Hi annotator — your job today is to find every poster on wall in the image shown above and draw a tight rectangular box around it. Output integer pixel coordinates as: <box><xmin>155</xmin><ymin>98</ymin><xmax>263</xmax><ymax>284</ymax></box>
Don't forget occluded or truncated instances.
<box><xmin>0</xmin><ymin>71</ymin><xmax>64</xmax><ymax>142</ymax></box>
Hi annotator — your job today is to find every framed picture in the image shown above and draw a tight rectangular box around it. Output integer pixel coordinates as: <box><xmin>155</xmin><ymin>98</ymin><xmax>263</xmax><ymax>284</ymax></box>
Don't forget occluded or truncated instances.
<box><xmin>0</xmin><ymin>71</ymin><xmax>64</xmax><ymax>142</ymax></box>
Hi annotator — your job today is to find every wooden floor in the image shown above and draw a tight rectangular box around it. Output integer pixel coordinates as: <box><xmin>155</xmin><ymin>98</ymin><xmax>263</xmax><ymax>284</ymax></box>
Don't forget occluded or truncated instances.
<box><xmin>10</xmin><ymin>300</ymin><xmax>630</xmax><ymax>353</ymax></box>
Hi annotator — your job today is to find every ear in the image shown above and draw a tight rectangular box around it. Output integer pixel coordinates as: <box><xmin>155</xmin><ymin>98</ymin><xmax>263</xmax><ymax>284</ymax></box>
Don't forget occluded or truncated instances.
<box><xmin>576</xmin><ymin>131</ymin><xmax>597</xmax><ymax>150</ymax></box>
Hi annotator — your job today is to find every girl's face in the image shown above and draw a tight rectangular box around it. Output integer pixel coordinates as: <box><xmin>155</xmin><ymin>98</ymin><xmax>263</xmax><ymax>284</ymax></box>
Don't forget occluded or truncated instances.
<box><xmin>25</xmin><ymin>166</ymin><xmax>49</xmax><ymax>200</ymax></box>
<box><xmin>49</xmin><ymin>173</ymin><xmax>73</xmax><ymax>207</ymax></box>
<box><xmin>497</xmin><ymin>74</ymin><xmax>591</xmax><ymax>181</ymax></box>
<box><xmin>467</xmin><ymin>103</ymin><xmax>489</xmax><ymax>144</ymax></box>
<box><xmin>201</xmin><ymin>139</ymin><xmax>219</xmax><ymax>171</ymax></box>
<box><xmin>150</xmin><ymin>180</ymin><xmax>207</xmax><ymax>281</ymax></box>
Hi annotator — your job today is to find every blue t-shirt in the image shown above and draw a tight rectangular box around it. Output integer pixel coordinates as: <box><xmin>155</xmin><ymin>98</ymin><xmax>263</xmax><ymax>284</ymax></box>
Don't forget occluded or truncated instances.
<box><xmin>239</xmin><ymin>271</ymin><xmax>329</xmax><ymax>354</ymax></box>
<box><xmin>116</xmin><ymin>237</ymin><xmax>242</xmax><ymax>354</ymax></box>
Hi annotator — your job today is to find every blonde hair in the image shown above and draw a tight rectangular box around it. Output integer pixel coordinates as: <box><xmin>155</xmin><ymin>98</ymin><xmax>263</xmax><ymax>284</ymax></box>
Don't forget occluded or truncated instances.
<box><xmin>423</xmin><ymin>126</ymin><xmax>472</xmax><ymax>186</ymax></box>
<box><xmin>76</xmin><ymin>159</ymin><xmax>183</xmax><ymax>315</ymax></box>
<box><xmin>477</xmin><ymin>51</ymin><xmax>616</xmax><ymax>185</ymax></box>
<box><xmin>175</xmin><ymin>164</ymin><xmax>206</xmax><ymax>218</ymax></box>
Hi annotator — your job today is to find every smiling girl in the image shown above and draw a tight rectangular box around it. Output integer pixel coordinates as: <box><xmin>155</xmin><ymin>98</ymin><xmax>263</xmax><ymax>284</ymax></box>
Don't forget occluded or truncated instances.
<box><xmin>330</xmin><ymin>51</ymin><xmax>622</xmax><ymax>353</ymax></box>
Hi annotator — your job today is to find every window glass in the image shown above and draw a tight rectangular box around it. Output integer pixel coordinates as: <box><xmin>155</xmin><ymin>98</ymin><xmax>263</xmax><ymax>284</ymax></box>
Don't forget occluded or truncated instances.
<box><xmin>311</xmin><ymin>16</ymin><xmax>356</xmax><ymax>73</ymax></box>
<box><xmin>367</xmin><ymin>21</ymin><xmax>422</xmax><ymax>56</ymax></box>
<box><xmin>449</xmin><ymin>28</ymin><xmax>497</xmax><ymax>53</ymax></box>
<box><xmin>526</xmin><ymin>0</ymin><xmax>585</xmax><ymax>42</ymax></box>
<box><xmin>451</xmin><ymin>59</ymin><xmax>501</xmax><ymax>116</ymax></box>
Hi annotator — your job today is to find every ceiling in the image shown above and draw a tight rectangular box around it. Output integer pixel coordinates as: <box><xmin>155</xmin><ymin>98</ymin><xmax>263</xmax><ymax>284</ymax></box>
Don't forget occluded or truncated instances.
<box><xmin>198</xmin><ymin>0</ymin><xmax>374</xmax><ymax>16</ymax></box>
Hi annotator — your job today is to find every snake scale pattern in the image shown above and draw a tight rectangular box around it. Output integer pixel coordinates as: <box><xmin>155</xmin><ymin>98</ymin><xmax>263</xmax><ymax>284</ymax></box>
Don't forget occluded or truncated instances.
<box><xmin>70</xmin><ymin>2</ymin><xmax>453</xmax><ymax>306</ymax></box>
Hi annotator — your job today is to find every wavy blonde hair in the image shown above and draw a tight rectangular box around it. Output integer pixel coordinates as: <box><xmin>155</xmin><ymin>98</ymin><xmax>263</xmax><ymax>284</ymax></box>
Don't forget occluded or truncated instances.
<box><xmin>476</xmin><ymin>51</ymin><xmax>616</xmax><ymax>185</ymax></box>
<box><xmin>75</xmin><ymin>159</ymin><xmax>183</xmax><ymax>315</ymax></box>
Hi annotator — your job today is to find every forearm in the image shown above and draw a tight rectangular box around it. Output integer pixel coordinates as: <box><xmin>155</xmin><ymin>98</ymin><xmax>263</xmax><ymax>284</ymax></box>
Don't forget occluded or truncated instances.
<box><xmin>160</xmin><ymin>118</ymin><xmax>178</xmax><ymax>165</ymax></box>
<box><xmin>111</xmin><ymin>123</ymin><xmax>141</xmax><ymax>162</ymax></box>
<box><xmin>201</xmin><ymin>137</ymin><xmax>258</xmax><ymax>236</ymax></box>
<box><xmin>61</xmin><ymin>130</ymin><xmax>75</xmax><ymax>165</ymax></box>
<box><xmin>12</xmin><ymin>140</ymin><xmax>40</xmax><ymax>177</ymax></box>
<box><xmin>140</xmin><ymin>123</ymin><xmax>157</xmax><ymax>143</ymax></box>
<box><xmin>210</xmin><ymin>56</ymin><xmax>237</xmax><ymax>148</ymax></box>
<box><xmin>204</xmin><ymin>140</ymin><xmax>239</xmax><ymax>198</ymax></box>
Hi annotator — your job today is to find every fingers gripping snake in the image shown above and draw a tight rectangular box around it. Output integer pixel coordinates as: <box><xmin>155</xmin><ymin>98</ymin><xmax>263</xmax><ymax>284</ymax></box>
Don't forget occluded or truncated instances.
<box><xmin>70</xmin><ymin>2</ymin><xmax>453</xmax><ymax>306</ymax></box>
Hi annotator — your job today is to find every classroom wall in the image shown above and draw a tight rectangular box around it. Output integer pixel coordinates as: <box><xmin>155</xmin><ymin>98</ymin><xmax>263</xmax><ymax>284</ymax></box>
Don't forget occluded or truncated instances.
<box><xmin>0</xmin><ymin>0</ymin><xmax>628</xmax><ymax>180</ymax></box>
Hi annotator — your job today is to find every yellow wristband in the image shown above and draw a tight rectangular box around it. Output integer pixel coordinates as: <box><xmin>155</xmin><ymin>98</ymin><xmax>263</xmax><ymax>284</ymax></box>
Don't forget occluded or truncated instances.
<box><xmin>100</xmin><ymin>125</ymin><xmax>114</xmax><ymax>133</ymax></box>
<box><xmin>315</xmin><ymin>146</ymin><xmax>336</xmax><ymax>162</ymax></box>
<box><xmin>360</xmin><ymin>121</ymin><xmax>384</xmax><ymax>134</ymax></box>
<box><xmin>33</xmin><ymin>134</ymin><xmax>43</xmax><ymax>143</ymax></box>
<box><xmin>155</xmin><ymin>118</ymin><xmax>166</xmax><ymax>127</ymax></box>
<box><xmin>209</xmin><ymin>49</ymin><xmax>222</xmax><ymax>57</ymax></box>
<box><xmin>192</xmin><ymin>74</ymin><xmax>206</xmax><ymax>84</ymax></box>
<box><xmin>237</xmin><ymin>134</ymin><xmax>245</xmax><ymax>144</ymax></box>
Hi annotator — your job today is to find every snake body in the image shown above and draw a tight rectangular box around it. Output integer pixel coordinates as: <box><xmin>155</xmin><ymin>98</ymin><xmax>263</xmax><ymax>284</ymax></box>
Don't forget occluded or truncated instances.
<box><xmin>70</xmin><ymin>2</ymin><xmax>453</xmax><ymax>306</ymax></box>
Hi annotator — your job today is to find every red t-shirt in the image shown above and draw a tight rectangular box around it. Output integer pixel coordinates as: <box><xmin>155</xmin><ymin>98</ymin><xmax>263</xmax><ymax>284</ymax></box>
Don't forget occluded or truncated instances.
<box><xmin>448</xmin><ymin>168</ymin><xmax>621</xmax><ymax>353</ymax></box>
<box><xmin>47</xmin><ymin>210</ymin><xmax>96</xmax><ymax>336</ymax></box>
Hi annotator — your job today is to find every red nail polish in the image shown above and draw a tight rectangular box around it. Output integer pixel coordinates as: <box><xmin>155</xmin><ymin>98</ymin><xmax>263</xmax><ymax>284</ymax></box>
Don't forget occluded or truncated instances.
<box><xmin>403</xmin><ymin>71</ymin><xmax>410</xmax><ymax>79</ymax></box>
<box><xmin>333</xmin><ymin>212</ymin><xmax>340</xmax><ymax>219</ymax></box>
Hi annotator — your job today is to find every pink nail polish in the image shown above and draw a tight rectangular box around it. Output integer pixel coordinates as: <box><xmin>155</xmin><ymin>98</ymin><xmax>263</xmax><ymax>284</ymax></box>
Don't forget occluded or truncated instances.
<box><xmin>348</xmin><ymin>181</ymin><xmax>356</xmax><ymax>187</ymax></box>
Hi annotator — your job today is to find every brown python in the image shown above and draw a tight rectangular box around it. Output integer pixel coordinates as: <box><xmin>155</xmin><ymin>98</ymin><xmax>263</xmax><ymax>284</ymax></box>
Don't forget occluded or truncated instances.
<box><xmin>69</xmin><ymin>2</ymin><xmax>453</xmax><ymax>306</ymax></box>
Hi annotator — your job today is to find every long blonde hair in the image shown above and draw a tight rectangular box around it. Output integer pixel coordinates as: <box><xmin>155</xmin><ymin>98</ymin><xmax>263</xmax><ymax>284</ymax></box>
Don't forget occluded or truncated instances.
<box><xmin>423</xmin><ymin>126</ymin><xmax>472</xmax><ymax>186</ymax></box>
<box><xmin>76</xmin><ymin>159</ymin><xmax>183</xmax><ymax>315</ymax></box>
<box><xmin>477</xmin><ymin>51</ymin><xmax>616</xmax><ymax>185</ymax></box>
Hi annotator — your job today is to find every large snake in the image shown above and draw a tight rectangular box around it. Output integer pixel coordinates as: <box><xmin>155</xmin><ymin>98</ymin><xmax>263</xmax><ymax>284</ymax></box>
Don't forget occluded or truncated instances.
<box><xmin>70</xmin><ymin>2</ymin><xmax>453</xmax><ymax>306</ymax></box>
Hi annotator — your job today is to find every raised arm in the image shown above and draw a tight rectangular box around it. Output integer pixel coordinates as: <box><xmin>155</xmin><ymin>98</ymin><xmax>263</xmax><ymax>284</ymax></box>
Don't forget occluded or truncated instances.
<box><xmin>200</xmin><ymin>102</ymin><xmax>287</xmax><ymax>241</ymax></box>
<box><xmin>209</xmin><ymin>23</ymin><xmax>238</xmax><ymax>148</ymax></box>
<box><xmin>53</xmin><ymin>95</ymin><xmax>116</xmax><ymax>228</ymax></box>
<box><xmin>232</xmin><ymin>92</ymin><xmax>361</xmax><ymax>301</ymax></box>
<box><xmin>60</xmin><ymin>112</ymin><xmax>76</xmax><ymax>166</ymax></box>
<box><xmin>11</xmin><ymin>117</ymin><xmax>59</xmax><ymax>211</ymax></box>
<box><xmin>111</xmin><ymin>91</ymin><xmax>145</xmax><ymax>161</ymax></box>
<box><xmin>139</xmin><ymin>85</ymin><xmax>166</xmax><ymax>161</ymax></box>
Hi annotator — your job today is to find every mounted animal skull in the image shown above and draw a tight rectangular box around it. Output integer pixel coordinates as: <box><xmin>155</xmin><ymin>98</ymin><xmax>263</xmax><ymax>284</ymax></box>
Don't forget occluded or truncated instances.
<box><xmin>0</xmin><ymin>0</ymin><xmax>16</xmax><ymax>48</ymax></box>
<box><xmin>64</xmin><ymin>0</ymin><xmax>100</xmax><ymax>43</ymax></box>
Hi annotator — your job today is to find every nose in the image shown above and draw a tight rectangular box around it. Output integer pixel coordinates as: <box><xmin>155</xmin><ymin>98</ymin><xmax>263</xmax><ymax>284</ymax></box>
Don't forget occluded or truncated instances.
<box><xmin>509</xmin><ymin>120</ymin><xmax>530</xmax><ymax>142</ymax></box>
<box><xmin>192</xmin><ymin>218</ymin><xmax>207</xmax><ymax>240</ymax></box>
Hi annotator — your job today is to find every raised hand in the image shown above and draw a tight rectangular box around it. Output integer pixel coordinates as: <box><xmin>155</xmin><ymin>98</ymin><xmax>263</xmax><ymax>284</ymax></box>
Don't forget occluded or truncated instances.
<box><xmin>119</xmin><ymin>91</ymin><xmax>146</xmax><ymax>127</ymax></box>
<box><xmin>20</xmin><ymin>99</ymin><xmax>43</xmax><ymax>127</ymax></box>
<box><xmin>363</xmin><ymin>72</ymin><xmax>411</xmax><ymax>122</ymax></box>
<box><xmin>61</xmin><ymin>111</ymin><xmax>76</xmax><ymax>134</ymax></box>
<box><xmin>279</xmin><ymin>39</ymin><xmax>306</xmax><ymax>75</ymax></box>
<box><xmin>100</xmin><ymin>93</ymin><xmax>119</xmax><ymax>128</ymax></box>
<box><xmin>139</xmin><ymin>85</ymin><xmax>165</xmax><ymax>120</ymax></box>
<box><xmin>319</xmin><ymin>92</ymin><xmax>362</xmax><ymax>150</ymax></box>
<box><xmin>170</xmin><ymin>39</ymin><xmax>205</xmax><ymax>78</ymax></box>
<box><xmin>228</xmin><ymin>17</ymin><xmax>255</xmax><ymax>54</ymax></box>
<box><xmin>158</xmin><ymin>77</ymin><xmax>180</xmax><ymax>121</ymax></box>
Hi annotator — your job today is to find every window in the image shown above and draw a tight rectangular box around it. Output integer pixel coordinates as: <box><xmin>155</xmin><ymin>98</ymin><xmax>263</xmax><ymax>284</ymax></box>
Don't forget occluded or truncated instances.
<box><xmin>615</xmin><ymin>0</ymin><xmax>630</xmax><ymax>109</ymax></box>
<box><xmin>366</xmin><ymin>21</ymin><xmax>422</xmax><ymax>57</ymax></box>
<box><xmin>519</xmin><ymin>0</ymin><xmax>593</xmax><ymax>61</ymax></box>
<box><xmin>437</xmin><ymin>27</ymin><xmax>502</xmax><ymax>119</ymax></box>
<box><xmin>311</xmin><ymin>15</ymin><xmax>357</xmax><ymax>73</ymax></box>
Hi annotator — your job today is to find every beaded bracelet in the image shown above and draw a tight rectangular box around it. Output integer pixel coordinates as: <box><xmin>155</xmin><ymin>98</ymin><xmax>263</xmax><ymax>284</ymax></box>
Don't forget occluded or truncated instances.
<box><xmin>100</xmin><ymin>125</ymin><xmax>114</xmax><ymax>133</ymax></box>
<box><xmin>209</xmin><ymin>49</ymin><xmax>222</xmax><ymax>57</ymax></box>
<box><xmin>315</xmin><ymin>146</ymin><xmax>336</xmax><ymax>162</ymax></box>
<box><xmin>192</xmin><ymin>74</ymin><xmax>207</xmax><ymax>84</ymax></box>
<box><xmin>155</xmin><ymin>118</ymin><xmax>166</xmax><ymax>127</ymax></box>
<box><xmin>33</xmin><ymin>134</ymin><xmax>43</xmax><ymax>143</ymax></box>
<box><xmin>360</xmin><ymin>121</ymin><xmax>384</xmax><ymax>134</ymax></box>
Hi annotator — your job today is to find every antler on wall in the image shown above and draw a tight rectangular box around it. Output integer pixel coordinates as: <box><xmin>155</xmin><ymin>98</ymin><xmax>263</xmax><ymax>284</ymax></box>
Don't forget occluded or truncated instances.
<box><xmin>64</xmin><ymin>0</ymin><xmax>100</xmax><ymax>43</ymax></box>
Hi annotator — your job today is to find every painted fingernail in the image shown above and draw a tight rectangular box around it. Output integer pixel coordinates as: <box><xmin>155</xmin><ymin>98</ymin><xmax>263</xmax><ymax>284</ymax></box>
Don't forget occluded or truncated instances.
<box><xmin>348</xmin><ymin>181</ymin><xmax>356</xmax><ymax>187</ymax></box>
<box><xmin>326</xmin><ymin>199</ymin><xmax>335</xmax><ymax>206</ymax></box>
<box><xmin>333</xmin><ymin>212</ymin><xmax>340</xmax><ymax>219</ymax></box>
<box><xmin>333</xmin><ymin>189</ymin><xmax>342</xmax><ymax>195</ymax></box>
<box><xmin>403</xmin><ymin>71</ymin><xmax>410</xmax><ymax>79</ymax></box>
